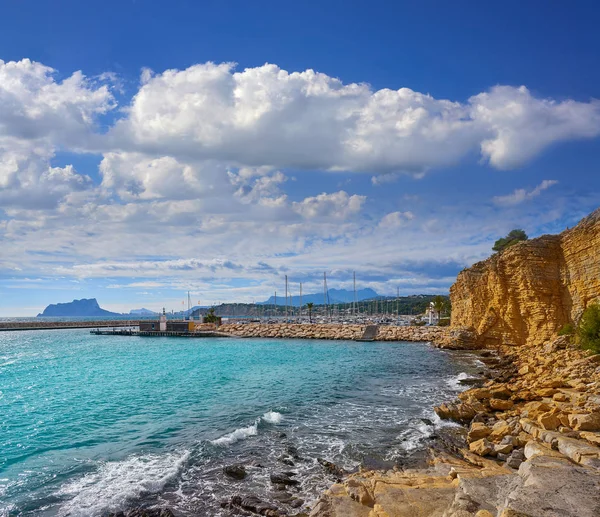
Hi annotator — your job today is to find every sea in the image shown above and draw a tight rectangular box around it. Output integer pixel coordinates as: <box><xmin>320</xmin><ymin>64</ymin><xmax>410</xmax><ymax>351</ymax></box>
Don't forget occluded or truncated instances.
<box><xmin>0</xmin><ymin>328</ymin><xmax>483</xmax><ymax>516</ymax></box>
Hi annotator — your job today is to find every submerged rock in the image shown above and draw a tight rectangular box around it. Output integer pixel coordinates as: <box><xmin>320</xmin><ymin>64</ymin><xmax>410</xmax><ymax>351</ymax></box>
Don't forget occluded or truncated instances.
<box><xmin>224</xmin><ymin>464</ymin><xmax>247</xmax><ymax>479</ymax></box>
<box><xmin>270</xmin><ymin>472</ymin><xmax>299</xmax><ymax>486</ymax></box>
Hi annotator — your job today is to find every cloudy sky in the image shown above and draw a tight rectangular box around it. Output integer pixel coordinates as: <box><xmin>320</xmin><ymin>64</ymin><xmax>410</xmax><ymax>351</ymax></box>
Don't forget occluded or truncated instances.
<box><xmin>1</xmin><ymin>0</ymin><xmax>600</xmax><ymax>316</ymax></box>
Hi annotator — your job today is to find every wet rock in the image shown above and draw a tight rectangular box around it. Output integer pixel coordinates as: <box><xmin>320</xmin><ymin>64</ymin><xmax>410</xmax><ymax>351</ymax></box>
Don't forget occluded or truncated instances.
<box><xmin>318</xmin><ymin>458</ymin><xmax>346</xmax><ymax>479</ymax></box>
<box><xmin>270</xmin><ymin>472</ymin><xmax>299</xmax><ymax>486</ymax></box>
<box><xmin>108</xmin><ymin>510</ymin><xmax>175</xmax><ymax>517</ymax></box>
<box><xmin>224</xmin><ymin>464</ymin><xmax>247</xmax><ymax>479</ymax></box>
<box><xmin>227</xmin><ymin>495</ymin><xmax>282</xmax><ymax>516</ymax></box>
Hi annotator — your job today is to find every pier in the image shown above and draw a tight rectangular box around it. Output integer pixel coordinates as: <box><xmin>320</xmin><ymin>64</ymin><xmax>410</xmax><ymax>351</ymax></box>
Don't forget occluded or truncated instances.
<box><xmin>90</xmin><ymin>329</ymin><xmax>234</xmax><ymax>338</ymax></box>
<box><xmin>0</xmin><ymin>321</ymin><xmax>140</xmax><ymax>332</ymax></box>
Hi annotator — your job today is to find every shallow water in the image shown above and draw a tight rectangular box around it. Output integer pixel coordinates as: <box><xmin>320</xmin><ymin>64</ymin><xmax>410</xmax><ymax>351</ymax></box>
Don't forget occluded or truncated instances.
<box><xmin>0</xmin><ymin>330</ymin><xmax>481</xmax><ymax>516</ymax></box>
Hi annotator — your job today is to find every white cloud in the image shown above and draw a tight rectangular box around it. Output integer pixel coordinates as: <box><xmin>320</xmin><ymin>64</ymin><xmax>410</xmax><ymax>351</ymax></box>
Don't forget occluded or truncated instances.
<box><xmin>371</xmin><ymin>172</ymin><xmax>401</xmax><ymax>185</ymax></box>
<box><xmin>292</xmin><ymin>191</ymin><xmax>366</xmax><ymax>219</ymax></box>
<box><xmin>0</xmin><ymin>58</ymin><xmax>115</xmax><ymax>145</ymax></box>
<box><xmin>109</xmin><ymin>63</ymin><xmax>600</xmax><ymax>173</ymax></box>
<box><xmin>379</xmin><ymin>211</ymin><xmax>415</xmax><ymax>228</ymax></box>
<box><xmin>493</xmin><ymin>179</ymin><xmax>559</xmax><ymax>206</ymax></box>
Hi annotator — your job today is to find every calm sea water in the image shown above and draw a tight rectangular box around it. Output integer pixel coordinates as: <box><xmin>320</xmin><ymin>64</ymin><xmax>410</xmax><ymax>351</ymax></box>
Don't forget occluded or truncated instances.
<box><xmin>0</xmin><ymin>330</ymin><xmax>482</xmax><ymax>516</ymax></box>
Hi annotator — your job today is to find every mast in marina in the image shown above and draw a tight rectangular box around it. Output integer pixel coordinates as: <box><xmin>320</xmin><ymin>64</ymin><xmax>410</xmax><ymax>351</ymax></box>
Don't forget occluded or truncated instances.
<box><xmin>323</xmin><ymin>272</ymin><xmax>329</xmax><ymax>321</ymax></box>
<box><xmin>285</xmin><ymin>275</ymin><xmax>288</xmax><ymax>322</ymax></box>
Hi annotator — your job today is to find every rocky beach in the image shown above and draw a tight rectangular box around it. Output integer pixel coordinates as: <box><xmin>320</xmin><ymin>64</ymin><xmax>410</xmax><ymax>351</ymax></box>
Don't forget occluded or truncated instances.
<box><xmin>309</xmin><ymin>210</ymin><xmax>600</xmax><ymax>517</ymax></box>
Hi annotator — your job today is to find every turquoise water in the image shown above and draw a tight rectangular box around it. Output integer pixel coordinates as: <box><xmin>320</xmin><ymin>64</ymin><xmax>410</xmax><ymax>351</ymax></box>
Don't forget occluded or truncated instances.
<box><xmin>0</xmin><ymin>330</ymin><xmax>481</xmax><ymax>516</ymax></box>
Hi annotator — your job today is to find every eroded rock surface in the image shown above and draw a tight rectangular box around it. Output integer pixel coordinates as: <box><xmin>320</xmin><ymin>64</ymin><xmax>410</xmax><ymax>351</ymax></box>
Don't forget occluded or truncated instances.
<box><xmin>450</xmin><ymin>208</ymin><xmax>600</xmax><ymax>347</ymax></box>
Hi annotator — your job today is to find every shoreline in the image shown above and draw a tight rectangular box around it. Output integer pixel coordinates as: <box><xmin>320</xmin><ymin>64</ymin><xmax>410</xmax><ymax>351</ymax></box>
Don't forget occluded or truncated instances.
<box><xmin>309</xmin><ymin>335</ymin><xmax>600</xmax><ymax>517</ymax></box>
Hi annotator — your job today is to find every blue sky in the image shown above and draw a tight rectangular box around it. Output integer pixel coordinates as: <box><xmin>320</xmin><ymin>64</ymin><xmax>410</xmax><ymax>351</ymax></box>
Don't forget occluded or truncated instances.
<box><xmin>1</xmin><ymin>0</ymin><xmax>600</xmax><ymax>316</ymax></box>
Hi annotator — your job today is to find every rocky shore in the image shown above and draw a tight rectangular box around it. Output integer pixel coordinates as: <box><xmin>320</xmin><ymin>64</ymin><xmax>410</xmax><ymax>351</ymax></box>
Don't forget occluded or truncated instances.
<box><xmin>309</xmin><ymin>335</ymin><xmax>600</xmax><ymax>517</ymax></box>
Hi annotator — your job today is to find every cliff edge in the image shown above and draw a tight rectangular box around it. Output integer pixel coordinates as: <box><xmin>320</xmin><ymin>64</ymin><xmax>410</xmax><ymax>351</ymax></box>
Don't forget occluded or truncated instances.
<box><xmin>450</xmin><ymin>208</ymin><xmax>600</xmax><ymax>347</ymax></box>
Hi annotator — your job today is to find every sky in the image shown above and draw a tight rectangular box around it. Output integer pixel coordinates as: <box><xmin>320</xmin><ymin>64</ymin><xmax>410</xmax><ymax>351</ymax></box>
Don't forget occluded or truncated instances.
<box><xmin>1</xmin><ymin>0</ymin><xmax>600</xmax><ymax>316</ymax></box>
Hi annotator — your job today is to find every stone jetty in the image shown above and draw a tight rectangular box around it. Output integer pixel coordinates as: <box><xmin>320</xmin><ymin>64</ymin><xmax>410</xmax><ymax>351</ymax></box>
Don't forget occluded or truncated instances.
<box><xmin>219</xmin><ymin>322</ymin><xmax>476</xmax><ymax>349</ymax></box>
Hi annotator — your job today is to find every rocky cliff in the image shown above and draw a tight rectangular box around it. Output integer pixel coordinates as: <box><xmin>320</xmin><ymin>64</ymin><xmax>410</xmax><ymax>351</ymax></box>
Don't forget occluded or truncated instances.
<box><xmin>451</xmin><ymin>208</ymin><xmax>600</xmax><ymax>347</ymax></box>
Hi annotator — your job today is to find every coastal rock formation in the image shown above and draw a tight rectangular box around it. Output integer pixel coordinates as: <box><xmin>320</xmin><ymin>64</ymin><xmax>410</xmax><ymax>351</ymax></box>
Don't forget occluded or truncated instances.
<box><xmin>312</xmin><ymin>336</ymin><xmax>600</xmax><ymax>517</ymax></box>
<box><xmin>450</xmin><ymin>208</ymin><xmax>600</xmax><ymax>347</ymax></box>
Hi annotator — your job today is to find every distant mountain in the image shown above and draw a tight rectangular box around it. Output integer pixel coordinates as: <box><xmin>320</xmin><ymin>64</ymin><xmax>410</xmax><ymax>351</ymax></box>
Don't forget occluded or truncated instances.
<box><xmin>37</xmin><ymin>298</ymin><xmax>121</xmax><ymax>317</ymax></box>
<box><xmin>259</xmin><ymin>288</ymin><xmax>379</xmax><ymax>307</ymax></box>
<box><xmin>129</xmin><ymin>308</ymin><xmax>157</xmax><ymax>316</ymax></box>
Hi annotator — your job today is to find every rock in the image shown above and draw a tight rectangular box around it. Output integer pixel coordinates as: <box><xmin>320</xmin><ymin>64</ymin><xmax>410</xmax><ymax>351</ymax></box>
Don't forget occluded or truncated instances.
<box><xmin>434</xmin><ymin>401</ymin><xmax>477</xmax><ymax>423</ymax></box>
<box><xmin>475</xmin><ymin>511</ymin><xmax>495</xmax><ymax>517</ymax></box>
<box><xmin>317</xmin><ymin>458</ymin><xmax>346</xmax><ymax>479</ymax></box>
<box><xmin>469</xmin><ymin>438</ymin><xmax>494</xmax><ymax>457</ymax></box>
<box><xmin>537</xmin><ymin>411</ymin><xmax>561</xmax><ymax>431</ymax></box>
<box><xmin>270</xmin><ymin>472</ymin><xmax>299</xmax><ymax>486</ymax></box>
<box><xmin>467</xmin><ymin>422</ymin><xmax>492</xmax><ymax>443</ymax></box>
<box><xmin>224</xmin><ymin>464</ymin><xmax>247</xmax><ymax>480</ymax></box>
<box><xmin>490</xmin><ymin>398</ymin><xmax>514</xmax><ymax>411</ymax></box>
<box><xmin>489</xmin><ymin>420</ymin><xmax>512</xmax><ymax>441</ymax></box>
<box><xmin>109</xmin><ymin>510</ymin><xmax>175</xmax><ymax>517</ymax></box>
<box><xmin>580</xmin><ymin>431</ymin><xmax>600</xmax><ymax>446</ymax></box>
<box><xmin>460</xmin><ymin>388</ymin><xmax>492</xmax><ymax>401</ymax></box>
<box><xmin>568</xmin><ymin>412</ymin><xmax>600</xmax><ymax>431</ymax></box>
<box><xmin>494</xmin><ymin>442</ymin><xmax>513</xmax><ymax>455</ymax></box>
<box><xmin>506</xmin><ymin>449</ymin><xmax>525</xmax><ymax>469</ymax></box>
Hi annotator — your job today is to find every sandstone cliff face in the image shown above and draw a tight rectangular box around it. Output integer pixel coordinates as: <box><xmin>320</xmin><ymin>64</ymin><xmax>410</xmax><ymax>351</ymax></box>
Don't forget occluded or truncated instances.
<box><xmin>451</xmin><ymin>208</ymin><xmax>600</xmax><ymax>346</ymax></box>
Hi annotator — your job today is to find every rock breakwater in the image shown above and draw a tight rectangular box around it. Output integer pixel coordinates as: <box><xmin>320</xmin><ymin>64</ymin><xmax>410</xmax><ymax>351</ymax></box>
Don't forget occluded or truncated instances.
<box><xmin>219</xmin><ymin>323</ymin><xmax>474</xmax><ymax>349</ymax></box>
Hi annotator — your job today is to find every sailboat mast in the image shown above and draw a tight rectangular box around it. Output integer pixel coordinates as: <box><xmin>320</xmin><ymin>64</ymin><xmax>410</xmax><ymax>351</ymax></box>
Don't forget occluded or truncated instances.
<box><xmin>323</xmin><ymin>272</ymin><xmax>329</xmax><ymax>322</ymax></box>
<box><xmin>353</xmin><ymin>271</ymin><xmax>357</xmax><ymax>318</ymax></box>
<box><xmin>285</xmin><ymin>275</ymin><xmax>288</xmax><ymax>322</ymax></box>
<box><xmin>299</xmin><ymin>282</ymin><xmax>302</xmax><ymax>319</ymax></box>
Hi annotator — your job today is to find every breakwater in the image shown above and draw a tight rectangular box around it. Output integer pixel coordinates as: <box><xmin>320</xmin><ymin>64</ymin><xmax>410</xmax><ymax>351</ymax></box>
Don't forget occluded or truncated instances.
<box><xmin>219</xmin><ymin>323</ymin><xmax>473</xmax><ymax>348</ymax></box>
<box><xmin>0</xmin><ymin>320</ymin><xmax>139</xmax><ymax>331</ymax></box>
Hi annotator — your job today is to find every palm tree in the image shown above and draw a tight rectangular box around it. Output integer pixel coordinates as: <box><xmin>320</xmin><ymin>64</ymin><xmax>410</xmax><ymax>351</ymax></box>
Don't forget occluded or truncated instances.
<box><xmin>432</xmin><ymin>296</ymin><xmax>446</xmax><ymax>324</ymax></box>
<box><xmin>306</xmin><ymin>302</ymin><xmax>314</xmax><ymax>323</ymax></box>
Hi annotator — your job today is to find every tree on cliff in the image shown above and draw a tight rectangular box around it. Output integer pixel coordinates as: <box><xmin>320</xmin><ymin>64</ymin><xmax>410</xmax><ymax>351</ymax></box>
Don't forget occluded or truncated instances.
<box><xmin>577</xmin><ymin>303</ymin><xmax>600</xmax><ymax>353</ymax></box>
<box><xmin>306</xmin><ymin>302</ymin><xmax>314</xmax><ymax>323</ymax></box>
<box><xmin>492</xmin><ymin>229</ymin><xmax>528</xmax><ymax>253</ymax></box>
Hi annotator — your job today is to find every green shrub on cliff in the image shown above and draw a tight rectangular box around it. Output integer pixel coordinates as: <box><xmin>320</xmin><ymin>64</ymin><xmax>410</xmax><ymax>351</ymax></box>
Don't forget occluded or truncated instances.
<box><xmin>576</xmin><ymin>304</ymin><xmax>600</xmax><ymax>353</ymax></box>
<box><xmin>492</xmin><ymin>229</ymin><xmax>528</xmax><ymax>253</ymax></box>
<box><xmin>558</xmin><ymin>323</ymin><xmax>575</xmax><ymax>336</ymax></box>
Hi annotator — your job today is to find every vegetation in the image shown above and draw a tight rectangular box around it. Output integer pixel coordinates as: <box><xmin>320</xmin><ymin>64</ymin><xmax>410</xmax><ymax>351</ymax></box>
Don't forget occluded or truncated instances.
<box><xmin>432</xmin><ymin>295</ymin><xmax>451</xmax><ymax>324</ymax></box>
<box><xmin>576</xmin><ymin>303</ymin><xmax>600</xmax><ymax>353</ymax></box>
<box><xmin>492</xmin><ymin>229</ymin><xmax>528</xmax><ymax>253</ymax></box>
<box><xmin>204</xmin><ymin>307</ymin><xmax>218</xmax><ymax>323</ymax></box>
<box><xmin>558</xmin><ymin>323</ymin><xmax>575</xmax><ymax>336</ymax></box>
<box><xmin>306</xmin><ymin>302</ymin><xmax>314</xmax><ymax>322</ymax></box>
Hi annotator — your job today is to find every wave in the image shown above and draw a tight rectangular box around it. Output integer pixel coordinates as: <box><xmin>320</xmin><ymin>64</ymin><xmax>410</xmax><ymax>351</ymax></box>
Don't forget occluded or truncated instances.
<box><xmin>446</xmin><ymin>372</ymin><xmax>470</xmax><ymax>390</ymax></box>
<box><xmin>55</xmin><ymin>451</ymin><xmax>189</xmax><ymax>517</ymax></box>
<box><xmin>261</xmin><ymin>410</ymin><xmax>283</xmax><ymax>424</ymax></box>
<box><xmin>210</xmin><ymin>411</ymin><xmax>283</xmax><ymax>447</ymax></box>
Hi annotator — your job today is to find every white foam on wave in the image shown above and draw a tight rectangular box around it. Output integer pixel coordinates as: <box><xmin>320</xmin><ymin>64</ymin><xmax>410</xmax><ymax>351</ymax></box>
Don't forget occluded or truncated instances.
<box><xmin>211</xmin><ymin>422</ymin><xmax>259</xmax><ymax>446</ymax></box>
<box><xmin>446</xmin><ymin>372</ymin><xmax>470</xmax><ymax>390</ymax></box>
<box><xmin>55</xmin><ymin>451</ymin><xmax>189</xmax><ymax>517</ymax></box>
<box><xmin>210</xmin><ymin>411</ymin><xmax>283</xmax><ymax>446</ymax></box>
<box><xmin>262</xmin><ymin>411</ymin><xmax>283</xmax><ymax>424</ymax></box>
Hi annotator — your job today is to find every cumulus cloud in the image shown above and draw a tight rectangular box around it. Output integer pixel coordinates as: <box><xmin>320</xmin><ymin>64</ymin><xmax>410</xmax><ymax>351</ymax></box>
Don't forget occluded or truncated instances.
<box><xmin>292</xmin><ymin>191</ymin><xmax>366</xmax><ymax>219</ymax></box>
<box><xmin>2</xmin><ymin>58</ymin><xmax>600</xmax><ymax>305</ymax></box>
<box><xmin>493</xmin><ymin>179</ymin><xmax>559</xmax><ymax>206</ymax></box>
<box><xmin>107</xmin><ymin>63</ymin><xmax>600</xmax><ymax>173</ymax></box>
<box><xmin>0</xmin><ymin>58</ymin><xmax>115</xmax><ymax>145</ymax></box>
